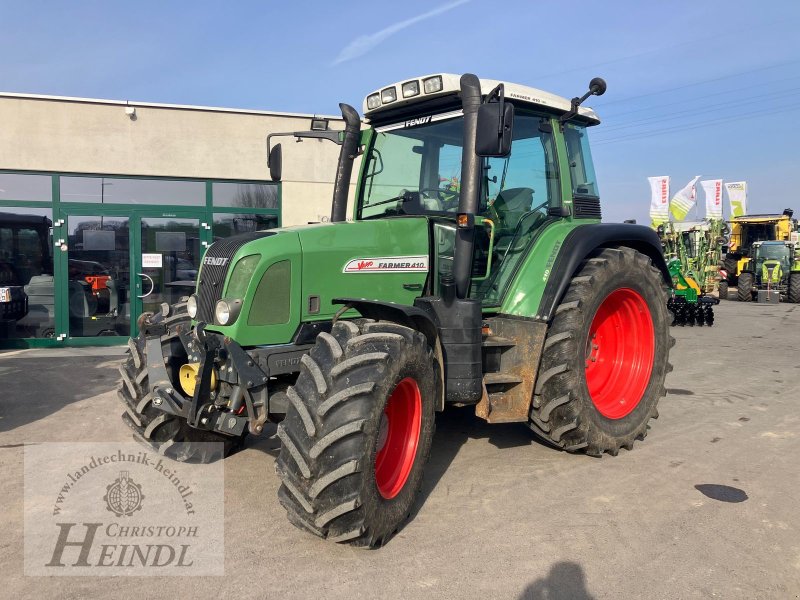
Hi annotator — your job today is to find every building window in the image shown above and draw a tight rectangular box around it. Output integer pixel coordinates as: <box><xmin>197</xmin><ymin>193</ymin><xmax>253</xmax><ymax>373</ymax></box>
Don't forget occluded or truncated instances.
<box><xmin>0</xmin><ymin>173</ymin><xmax>52</xmax><ymax>202</ymax></box>
<box><xmin>212</xmin><ymin>182</ymin><xmax>278</xmax><ymax>209</ymax></box>
<box><xmin>212</xmin><ymin>213</ymin><xmax>278</xmax><ymax>241</ymax></box>
<box><xmin>60</xmin><ymin>176</ymin><xmax>205</xmax><ymax>205</ymax></box>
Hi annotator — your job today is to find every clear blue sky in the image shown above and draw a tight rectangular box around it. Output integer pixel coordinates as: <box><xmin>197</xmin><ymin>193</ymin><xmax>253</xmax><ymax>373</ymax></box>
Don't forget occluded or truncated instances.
<box><xmin>2</xmin><ymin>0</ymin><xmax>799</xmax><ymax>223</ymax></box>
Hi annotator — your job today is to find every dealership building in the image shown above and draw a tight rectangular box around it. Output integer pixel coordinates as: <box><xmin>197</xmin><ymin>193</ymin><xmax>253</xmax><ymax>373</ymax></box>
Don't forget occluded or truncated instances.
<box><xmin>0</xmin><ymin>92</ymin><xmax>346</xmax><ymax>347</ymax></box>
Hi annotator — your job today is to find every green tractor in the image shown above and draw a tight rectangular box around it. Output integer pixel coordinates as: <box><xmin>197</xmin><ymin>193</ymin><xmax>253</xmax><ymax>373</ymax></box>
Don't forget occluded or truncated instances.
<box><xmin>736</xmin><ymin>240</ymin><xmax>800</xmax><ymax>302</ymax></box>
<box><xmin>118</xmin><ymin>73</ymin><xmax>672</xmax><ymax>547</ymax></box>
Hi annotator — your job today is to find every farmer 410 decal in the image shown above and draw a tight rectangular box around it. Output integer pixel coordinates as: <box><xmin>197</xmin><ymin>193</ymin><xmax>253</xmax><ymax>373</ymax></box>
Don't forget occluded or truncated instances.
<box><xmin>343</xmin><ymin>256</ymin><xmax>429</xmax><ymax>273</ymax></box>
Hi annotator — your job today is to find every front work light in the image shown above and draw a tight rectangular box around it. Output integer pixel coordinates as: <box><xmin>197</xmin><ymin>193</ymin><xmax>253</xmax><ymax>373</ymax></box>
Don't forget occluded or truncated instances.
<box><xmin>367</xmin><ymin>93</ymin><xmax>381</xmax><ymax>110</ymax></box>
<box><xmin>215</xmin><ymin>298</ymin><xmax>243</xmax><ymax>326</ymax></box>
<box><xmin>402</xmin><ymin>80</ymin><xmax>420</xmax><ymax>98</ymax></box>
<box><xmin>423</xmin><ymin>76</ymin><xmax>443</xmax><ymax>94</ymax></box>
<box><xmin>380</xmin><ymin>87</ymin><xmax>397</xmax><ymax>104</ymax></box>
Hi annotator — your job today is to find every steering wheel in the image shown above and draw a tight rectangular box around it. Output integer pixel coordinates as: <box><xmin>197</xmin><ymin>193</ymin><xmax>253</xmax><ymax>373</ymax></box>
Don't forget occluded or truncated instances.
<box><xmin>419</xmin><ymin>187</ymin><xmax>460</xmax><ymax>211</ymax></box>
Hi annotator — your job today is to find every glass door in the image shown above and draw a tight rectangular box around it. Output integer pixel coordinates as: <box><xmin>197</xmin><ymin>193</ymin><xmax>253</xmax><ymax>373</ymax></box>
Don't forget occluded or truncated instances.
<box><xmin>133</xmin><ymin>215</ymin><xmax>204</xmax><ymax>332</ymax></box>
<box><xmin>61</xmin><ymin>213</ymin><xmax>132</xmax><ymax>338</ymax></box>
<box><xmin>58</xmin><ymin>210</ymin><xmax>209</xmax><ymax>341</ymax></box>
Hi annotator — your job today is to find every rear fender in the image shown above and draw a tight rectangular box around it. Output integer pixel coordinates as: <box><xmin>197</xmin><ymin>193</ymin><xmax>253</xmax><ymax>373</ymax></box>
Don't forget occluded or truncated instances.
<box><xmin>537</xmin><ymin>224</ymin><xmax>671</xmax><ymax>323</ymax></box>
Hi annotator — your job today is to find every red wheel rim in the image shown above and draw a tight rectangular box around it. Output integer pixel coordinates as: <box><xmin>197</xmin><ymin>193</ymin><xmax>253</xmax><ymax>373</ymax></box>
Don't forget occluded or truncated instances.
<box><xmin>375</xmin><ymin>377</ymin><xmax>422</xmax><ymax>499</ymax></box>
<box><xmin>585</xmin><ymin>288</ymin><xmax>655</xmax><ymax>419</ymax></box>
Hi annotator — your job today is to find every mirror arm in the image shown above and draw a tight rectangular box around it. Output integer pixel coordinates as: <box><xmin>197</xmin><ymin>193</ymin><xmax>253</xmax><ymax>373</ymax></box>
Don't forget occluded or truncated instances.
<box><xmin>485</xmin><ymin>83</ymin><xmax>506</xmax><ymax>136</ymax></box>
<box><xmin>266</xmin><ymin>130</ymin><xmax>343</xmax><ymax>167</ymax></box>
<box><xmin>559</xmin><ymin>77</ymin><xmax>607</xmax><ymax>126</ymax></box>
<box><xmin>558</xmin><ymin>91</ymin><xmax>591</xmax><ymax>126</ymax></box>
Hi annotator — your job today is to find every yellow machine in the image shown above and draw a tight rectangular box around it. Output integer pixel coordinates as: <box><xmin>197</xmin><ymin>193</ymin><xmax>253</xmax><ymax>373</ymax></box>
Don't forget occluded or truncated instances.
<box><xmin>720</xmin><ymin>209</ymin><xmax>798</xmax><ymax>291</ymax></box>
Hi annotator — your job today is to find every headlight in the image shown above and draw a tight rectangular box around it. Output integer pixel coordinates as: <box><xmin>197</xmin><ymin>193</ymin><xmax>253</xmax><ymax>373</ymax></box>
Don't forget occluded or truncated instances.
<box><xmin>423</xmin><ymin>75</ymin><xmax>443</xmax><ymax>94</ymax></box>
<box><xmin>402</xmin><ymin>80</ymin><xmax>420</xmax><ymax>98</ymax></box>
<box><xmin>366</xmin><ymin>93</ymin><xmax>381</xmax><ymax>110</ymax></box>
<box><xmin>186</xmin><ymin>294</ymin><xmax>198</xmax><ymax>319</ymax></box>
<box><xmin>380</xmin><ymin>87</ymin><xmax>397</xmax><ymax>104</ymax></box>
<box><xmin>215</xmin><ymin>298</ymin><xmax>242</xmax><ymax>326</ymax></box>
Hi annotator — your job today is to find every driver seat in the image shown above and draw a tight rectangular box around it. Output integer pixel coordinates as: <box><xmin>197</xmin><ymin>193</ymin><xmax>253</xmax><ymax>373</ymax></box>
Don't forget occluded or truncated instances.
<box><xmin>493</xmin><ymin>187</ymin><xmax>534</xmax><ymax>232</ymax></box>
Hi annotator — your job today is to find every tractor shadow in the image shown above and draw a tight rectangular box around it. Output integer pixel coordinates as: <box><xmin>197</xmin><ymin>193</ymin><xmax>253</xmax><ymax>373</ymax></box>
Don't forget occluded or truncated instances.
<box><xmin>411</xmin><ymin>405</ymin><xmax>549</xmax><ymax>519</ymax></box>
<box><xmin>518</xmin><ymin>561</ymin><xmax>595</xmax><ymax>599</ymax></box>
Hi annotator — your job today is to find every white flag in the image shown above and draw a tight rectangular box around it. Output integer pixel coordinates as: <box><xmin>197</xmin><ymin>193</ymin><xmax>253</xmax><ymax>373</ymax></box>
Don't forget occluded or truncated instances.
<box><xmin>700</xmin><ymin>179</ymin><xmax>723</xmax><ymax>219</ymax></box>
<box><xmin>648</xmin><ymin>176</ymin><xmax>670</xmax><ymax>226</ymax></box>
<box><xmin>670</xmin><ymin>175</ymin><xmax>701</xmax><ymax>221</ymax></box>
<box><xmin>725</xmin><ymin>181</ymin><xmax>747</xmax><ymax>217</ymax></box>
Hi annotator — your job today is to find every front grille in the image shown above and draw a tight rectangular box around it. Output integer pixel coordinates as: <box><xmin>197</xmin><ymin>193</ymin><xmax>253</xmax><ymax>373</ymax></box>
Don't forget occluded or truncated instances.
<box><xmin>197</xmin><ymin>231</ymin><xmax>274</xmax><ymax>323</ymax></box>
<box><xmin>573</xmin><ymin>196</ymin><xmax>602</xmax><ymax>219</ymax></box>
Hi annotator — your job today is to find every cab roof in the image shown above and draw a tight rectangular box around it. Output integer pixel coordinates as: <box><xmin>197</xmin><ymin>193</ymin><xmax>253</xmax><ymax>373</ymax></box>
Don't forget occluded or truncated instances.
<box><xmin>363</xmin><ymin>73</ymin><xmax>600</xmax><ymax>124</ymax></box>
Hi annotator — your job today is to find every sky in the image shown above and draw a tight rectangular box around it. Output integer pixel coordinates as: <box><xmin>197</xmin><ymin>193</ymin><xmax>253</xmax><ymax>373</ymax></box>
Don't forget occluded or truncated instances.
<box><xmin>2</xmin><ymin>0</ymin><xmax>799</xmax><ymax>224</ymax></box>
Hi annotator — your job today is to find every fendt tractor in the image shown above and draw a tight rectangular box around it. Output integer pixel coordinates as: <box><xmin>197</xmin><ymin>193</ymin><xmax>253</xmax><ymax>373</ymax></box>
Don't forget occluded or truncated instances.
<box><xmin>735</xmin><ymin>240</ymin><xmax>800</xmax><ymax>303</ymax></box>
<box><xmin>118</xmin><ymin>74</ymin><xmax>672</xmax><ymax>547</ymax></box>
<box><xmin>719</xmin><ymin>209</ymin><xmax>798</xmax><ymax>296</ymax></box>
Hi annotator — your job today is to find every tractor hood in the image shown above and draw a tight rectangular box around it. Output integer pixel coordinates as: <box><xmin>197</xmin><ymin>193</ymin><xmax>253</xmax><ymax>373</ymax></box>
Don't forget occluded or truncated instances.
<box><xmin>198</xmin><ymin>218</ymin><xmax>430</xmax><ymax>346</ymax></box>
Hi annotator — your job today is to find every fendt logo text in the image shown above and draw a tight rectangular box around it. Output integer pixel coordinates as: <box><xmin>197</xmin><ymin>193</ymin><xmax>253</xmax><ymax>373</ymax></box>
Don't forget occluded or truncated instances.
<box><xmin>203</xmin><ymin>256</ymin><xmax>229</xmax><ymax>267</ymax></box>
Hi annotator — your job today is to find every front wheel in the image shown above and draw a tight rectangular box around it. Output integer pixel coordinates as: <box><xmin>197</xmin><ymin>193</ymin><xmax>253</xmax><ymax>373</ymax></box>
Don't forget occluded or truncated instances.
<box><xmin>119</xmin><ymin>302</ymin><xmax>246</xmax><ymax>463</ymax></box>
<box><xmin>276</xmin><ymin>319</ymin><xmax>437</xmax><ymax>548</ymax></box>
<box><xmin>737</xmin><ymin>272</ymin><xmax>754</xmax><ymax>302</ymax></box>
<box><xmin>528</xmin><ymin>247</ymin><xmax>671</xmax><ymax>456</ymax></box>
<box><xmin>718</xmin><ymin>281</ymin><xmax>728</xmax><ymax>300</ymax></box>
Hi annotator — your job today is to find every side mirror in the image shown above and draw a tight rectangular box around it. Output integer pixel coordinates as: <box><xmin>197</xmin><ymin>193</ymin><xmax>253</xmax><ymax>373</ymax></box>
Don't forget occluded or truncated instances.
<box><xmin>475</xmin><ymin>85</ymin><xmax>514</xmax><ymax>157</ymax></box>
<box><xmin>268</xmin><ymin>143</ymin><xmax>282</xmax><ymax>182</ymax></box>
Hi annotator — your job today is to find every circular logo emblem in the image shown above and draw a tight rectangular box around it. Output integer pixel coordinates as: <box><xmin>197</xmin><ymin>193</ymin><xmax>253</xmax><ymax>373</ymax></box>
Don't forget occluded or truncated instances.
<box><xmin>103</xmin><ymin>471</ymin><xmax>144</xmax><ymax>517</ymax></box>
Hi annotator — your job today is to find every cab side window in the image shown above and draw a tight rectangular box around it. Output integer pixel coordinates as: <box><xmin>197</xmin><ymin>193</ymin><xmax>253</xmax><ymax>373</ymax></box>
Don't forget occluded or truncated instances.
<box><xmin>473</xmin><ymin>113</ymin><xmax>560</xmax><ymax>304</ymax></box>
<box><xmin>564</xmin><ymin>123</ymin><xmax>599</xmax><ymax>198</ymax></box>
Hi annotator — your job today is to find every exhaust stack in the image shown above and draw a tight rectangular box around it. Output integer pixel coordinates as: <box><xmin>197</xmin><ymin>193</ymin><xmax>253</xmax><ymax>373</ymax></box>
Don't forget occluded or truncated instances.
<box><xmin>331</xmin><ymin>103</ymin><xmax>361</xmax><ymax>222</ymax></box>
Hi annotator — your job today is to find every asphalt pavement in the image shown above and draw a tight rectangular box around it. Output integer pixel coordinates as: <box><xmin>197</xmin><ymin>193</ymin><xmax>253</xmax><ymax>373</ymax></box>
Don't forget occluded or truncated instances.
<box><xmin>1</xmin><ymin>300</ymin><xmax>798</xmax><ymax>599</ymax></box>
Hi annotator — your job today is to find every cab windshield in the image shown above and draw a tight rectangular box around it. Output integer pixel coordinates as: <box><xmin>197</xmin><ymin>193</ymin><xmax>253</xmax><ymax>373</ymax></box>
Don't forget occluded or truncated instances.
<box><xmin>358</xmin><ymin>112</ymin><xmax>560</xmax><ymax>221</ymax></box>
<box><xmin>755</xmin><ymin>244</ymin><xmax>791</xmax><ymax>266</ymax></box>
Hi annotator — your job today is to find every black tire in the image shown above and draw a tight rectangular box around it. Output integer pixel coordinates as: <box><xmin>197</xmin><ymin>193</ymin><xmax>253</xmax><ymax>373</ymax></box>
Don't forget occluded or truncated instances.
<box><xmin>721</xmin><ymin>255</ymin><xmax>738</xmax><ymax>285</ymax></box>
<box><xmin>737</xmin><ymin>272</ymin><xmax>754</xmax><ymax>302</ymax></box>
<box><xmin>528</xmin><ymin>247</ymin><xmax>671</xmax><ymax>457</ymax></box>
<box><xmin>276</xmin><ymin>319</ymin><xmax>437</xmax><ymax>548</ymax></box>
<box><xmin>118</xmin><ymin>301</ymin><xmax>246</xmax><ymax>463</ymax></box>
<box><xmin>718</xmin><ymin>281</ymin><xmax>728</xmax><ymax>300</ymax></box>
<box><xmin>788</xmin><ymin>272</ymin><xmax>800</xmax><ymax>304</ymax></box>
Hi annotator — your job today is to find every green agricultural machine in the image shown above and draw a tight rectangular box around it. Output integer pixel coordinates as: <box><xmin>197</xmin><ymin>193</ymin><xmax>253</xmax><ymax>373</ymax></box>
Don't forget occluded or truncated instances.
<box><xmin>118</xmin><ymin>73</ymin><xmax>672</xmax><ymax>547</ymax></box>
<box><xmin>657</xmin><ymin>220</ymin><xmax>725</xmax><ymax>325</ymax></box>
<box><xmin>735</xmin><ymin>240</ymin><xmax>800</xmax><ymax>302</ymax></box>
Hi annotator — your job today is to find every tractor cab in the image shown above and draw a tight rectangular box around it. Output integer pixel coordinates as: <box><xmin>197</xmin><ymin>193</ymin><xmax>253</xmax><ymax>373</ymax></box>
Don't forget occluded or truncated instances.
<box><xmin>356</xmin><ymin>74</ymin><xmax>600</xmax><ymax>305</ymax></box>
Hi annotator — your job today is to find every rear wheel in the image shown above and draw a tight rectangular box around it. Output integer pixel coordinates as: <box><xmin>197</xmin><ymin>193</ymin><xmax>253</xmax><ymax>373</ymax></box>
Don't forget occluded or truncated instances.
<box><xmin>718</xmin><ymin>281</ymin><xmax>728</xmax><ymax>300</ymax></box>
<box><xmin>118</xmin><ymin>302</ymin><xmax>246</xmax><ymax>463</ymax></box>
<box><xmin>737</xmin><ymin>272</ymin><xmax>754</xmax><ymax>302</ymax></box>
<box><xmin>528</xmin><ymin>247</ymin><xmax>671</xmax><ymax>456</ymax></box>
<box><xmin>276</xmin><ymin>319</ymin><xmax>437</xmax><ymax>547</ymax></box>
<box><xmin>788</xmin><ymin>272</ymin><xmax>800</xmax><ymax>304</ymax></box>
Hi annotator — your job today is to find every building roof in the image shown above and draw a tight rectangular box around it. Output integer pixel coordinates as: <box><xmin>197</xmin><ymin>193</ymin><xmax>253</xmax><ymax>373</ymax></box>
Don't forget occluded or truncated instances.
<box><xmin>0</xmin><ymin>91</ymin><xmax>342</xmax><ymax>120</ymax></box>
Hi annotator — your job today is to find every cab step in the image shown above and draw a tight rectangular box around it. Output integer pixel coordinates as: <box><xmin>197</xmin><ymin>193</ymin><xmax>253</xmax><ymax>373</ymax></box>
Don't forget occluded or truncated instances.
<box><xmin>483</xmin><ymin>372</ymin><xmax>523</xmax><ymax>386</ymax></box>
